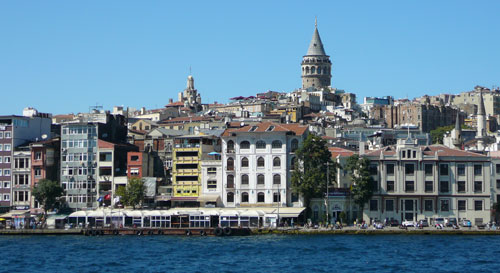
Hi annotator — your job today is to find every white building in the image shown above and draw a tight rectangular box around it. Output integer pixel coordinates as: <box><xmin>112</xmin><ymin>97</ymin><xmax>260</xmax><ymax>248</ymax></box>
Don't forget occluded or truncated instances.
<box><xmin>221</xmin><ymin>122</ymin><xmax>309</xmax><ymax>208</ymax></box>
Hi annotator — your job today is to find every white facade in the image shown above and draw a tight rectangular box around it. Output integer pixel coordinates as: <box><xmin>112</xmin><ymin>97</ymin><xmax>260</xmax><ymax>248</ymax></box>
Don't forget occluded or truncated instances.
<box><xmin>200</xmin><ymin>159</ymin><xmax>223</xmax><ymax>206</ymax></box>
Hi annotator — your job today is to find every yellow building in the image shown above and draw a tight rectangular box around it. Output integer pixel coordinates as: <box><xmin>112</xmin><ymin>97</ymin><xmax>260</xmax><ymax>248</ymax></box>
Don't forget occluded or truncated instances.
<box><xmin>171</xmin><ymin>135</ymin><xmax>219</xmax><ymax>205</ymax></box>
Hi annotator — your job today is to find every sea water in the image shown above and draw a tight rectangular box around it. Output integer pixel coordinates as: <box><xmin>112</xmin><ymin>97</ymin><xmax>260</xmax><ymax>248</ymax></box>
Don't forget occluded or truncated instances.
<box><xmin>1</xmin><ymin>235</ymin><xmax>498</xmax><ymax>272</ymax></box>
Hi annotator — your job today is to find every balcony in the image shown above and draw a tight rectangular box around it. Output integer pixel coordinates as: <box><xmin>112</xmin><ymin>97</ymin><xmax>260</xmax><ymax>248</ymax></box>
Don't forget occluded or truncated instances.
<box><xmin>226</xmin><ymin>149</ymin><xmax>235</xmax><ymax>154</ymax></box>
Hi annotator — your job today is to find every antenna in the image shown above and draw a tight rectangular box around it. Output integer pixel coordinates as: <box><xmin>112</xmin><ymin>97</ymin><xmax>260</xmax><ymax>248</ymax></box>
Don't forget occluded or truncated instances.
<box><xmin>189</xmin><ymin>66</ymin><xmax>192</xmax><ymax>75</ymax></box>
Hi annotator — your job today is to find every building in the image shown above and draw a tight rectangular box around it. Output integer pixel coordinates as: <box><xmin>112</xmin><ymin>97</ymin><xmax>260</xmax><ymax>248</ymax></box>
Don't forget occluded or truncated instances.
<box><xmin>221</xmin><ymin>122</ymin><xmax>309</xmax><ymax>208</ymax></box>
<box><xmin>0</xmin><ymin>113</ymin><xmax>52</xmax><ymax>212</ymax></box>
<box><xmin>60</xmin><ymin>112</ymin><xmax>127</xmax><ymax>210</ymax></box>
<box><xmin>301</xmin><ymin>19</ymin><xmax>331</xmax><ymax>90</ymax></box>
<box><xmin>363</xmin><ymin>138</ymin><xmax>492</xmax><ymax>226</ymax></box>
<box><xmin>12</xmin><ymin>146</ymin><xmax>31</xmax><ymax>211</ymax></box>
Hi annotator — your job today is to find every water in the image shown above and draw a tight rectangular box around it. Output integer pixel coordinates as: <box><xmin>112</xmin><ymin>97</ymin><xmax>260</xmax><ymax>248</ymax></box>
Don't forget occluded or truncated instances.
<box><xmin>1</xmin><ymin>235</ymin><xmax>498</xmax><ymax>272</ymax></box>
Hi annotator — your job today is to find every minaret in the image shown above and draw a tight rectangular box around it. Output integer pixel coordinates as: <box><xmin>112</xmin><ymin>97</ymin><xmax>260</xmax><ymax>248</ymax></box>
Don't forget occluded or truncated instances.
<box><xmin>476</xmin><ymin>90</ymin><xmax>486</xmax><ymax>150</ymax></box>
<box><xmin>301</xmin><ymin>18</ymin><xmax>332</xmax><ymax>90</ymax></box>
<box><xmin>452</xmin><ymin>111</ymin><xmax>462</xmax><ymax>149</ymax></box>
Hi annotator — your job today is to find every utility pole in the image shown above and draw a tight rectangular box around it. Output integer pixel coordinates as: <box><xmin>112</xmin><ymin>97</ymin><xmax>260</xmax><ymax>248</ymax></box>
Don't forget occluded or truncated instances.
<box><xmin>325</xmin><ymin>162</ymin><xmax>330</xmax><ymax>226</ymax></box>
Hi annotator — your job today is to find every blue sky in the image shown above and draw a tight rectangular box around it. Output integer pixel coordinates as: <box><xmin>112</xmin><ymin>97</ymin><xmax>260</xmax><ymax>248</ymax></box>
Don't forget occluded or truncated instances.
<box><xmin>1</xmin><ymin>1</ymin><xmax>499</xmax><ymax>115</ymax></box>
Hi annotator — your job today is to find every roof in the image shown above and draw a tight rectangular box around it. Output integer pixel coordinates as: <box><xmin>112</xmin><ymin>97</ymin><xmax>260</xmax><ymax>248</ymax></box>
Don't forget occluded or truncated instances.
<box><xmin>150</xmin><ymin>128</ymin><xmax>185</xmax><ymax>137</ymax></box>
<box><xmin>329</xmin><ymin>147</ymin><xmax>356</xmax><ymax>158</ymax></box>
<box><xmin>222</xmin><ymin>122</ymin><xmax>308</xmax><ymax>137</ymax></box>
<box><xmin>306</xmin><ymin>26</ymin><xmax>326</xmax><ymax>56</ymax></box>
<box><xmin>478</xmin><ymin>91</ymin><xmax>486</xmax><ymax>115</ymax></box>
<box><xmin>98</xmin><ymin>139</ymin><xmax>116</xmax><ymax>149</ymax></box>
<box><xmin>165</xmin><ymin>101</ymin><xmax>184</xmax><ymax>107</ymax></box>
<box><xmin>364</xmin><ymin>144</ymin><xmax>488</xmax><ymax>158</ymax></box>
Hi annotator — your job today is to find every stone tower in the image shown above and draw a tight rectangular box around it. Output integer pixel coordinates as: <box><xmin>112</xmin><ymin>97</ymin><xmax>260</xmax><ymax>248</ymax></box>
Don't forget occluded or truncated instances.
<box><xmin>301</xmin><ymin>19</ymin><xmax>332</xmax><ymax>90</ymax></box>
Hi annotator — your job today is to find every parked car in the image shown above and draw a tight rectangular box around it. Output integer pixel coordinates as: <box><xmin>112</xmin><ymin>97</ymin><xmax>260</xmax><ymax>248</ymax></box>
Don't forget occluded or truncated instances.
<box><xmin>402</xmin><ymin>220</ymin><xmax>415</xmax><ymax>227</ymax></box>
<box><xmin>445</xmin><ymin>218</ymin><xmax>457</xmax><ymax>227</ymax></box>
<box><xmin>418</xmin><ymin>219</ymin><xmax>429</xmax><ymax>227</ymax></box>
<box><xmin>461</xmin><ymin>219</ymin><xmax>472</xmax><ymax>227</ymax></box>
<box><xmin>373</xmin><ymin>221</ymin><xmax>384</xmax><ymax>229</ymax></box>
<box><xmin>435</xmin><ymin>218</ymin><xmax>445</xmax><ymax>228</ymax></box>
<box><xmin>389</xmin><ymin>219</ymin><xmax>399</xmax><ymax>227</ymax></box>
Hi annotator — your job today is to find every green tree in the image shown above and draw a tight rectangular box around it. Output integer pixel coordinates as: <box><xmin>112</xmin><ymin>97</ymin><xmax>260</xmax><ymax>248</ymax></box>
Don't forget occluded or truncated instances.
<box><xmin>31</xmin><ymin>179</ymin><xmax>64</xmax><ymax>225</ymax></box>
<box><xmin>291</xmin><ymin>134</ymin><xmax>337</xmax><ymax>215</ymax></box>
<box><xmin>345</xmin><ymin>154</ymin><xmax>375</xmax><ymax>220</ymax></box>
<box><xmin>430</xmin><ymin>125</ymin><xmax>454</xmax><ymax>144</ymax></box>
<box><xmin>115</xmin><ymin>177</ymin><xmax>145</xmax><ymax>209</ymax></box>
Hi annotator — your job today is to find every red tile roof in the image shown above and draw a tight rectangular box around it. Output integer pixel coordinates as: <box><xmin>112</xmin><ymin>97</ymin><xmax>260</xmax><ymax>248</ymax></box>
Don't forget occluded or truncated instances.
<box><xmin>98</xmin><ymin>139</ymin><xmax>116</xmax><ymax>149</ymax></box>
<box><xmin>364</xmin><ymin>144</ymin><xmax>487</xmax><ymax>158</ymax></box>
<box><xmin>222</xmin><ymin>122</ymin><xmax>308</xmax><ymax>137</ymax></box>
<box><xmin>329</xmin><ymin>147</ymin><xmax>356</xmax><ymax>158</ymax></box>
<box><xmin>165</xmin><ymin>101</ymin><xmax>184</xmax><ymax>107</ymax></box>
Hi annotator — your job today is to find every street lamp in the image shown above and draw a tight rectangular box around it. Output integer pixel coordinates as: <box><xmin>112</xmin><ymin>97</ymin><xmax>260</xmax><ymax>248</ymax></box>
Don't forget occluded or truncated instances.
<box><xmin>325</xmin><ymin>162</ymin><xmax>331</xmax><ymax>226</ymax></box>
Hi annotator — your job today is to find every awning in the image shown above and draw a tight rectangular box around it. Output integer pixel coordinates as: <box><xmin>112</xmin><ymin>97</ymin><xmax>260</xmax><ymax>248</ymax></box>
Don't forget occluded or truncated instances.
<box><xmin>270</xmin><ymin>207</ymin><xmax>306</xmax><ymax>218</ymax></box>
<box><xmin>0</xmin><ymin>210</ymin><xmax>30</xmax><ymax>218</ymax></box>
<box><xmin>171</xmin><ymin>197</ymin><xmax>198</xmax><ymax>202</ymax></box>
<box><xmin>47</xmin><ymin>214</ymin><xmax>68</xmax><ymax>220</ymax></box>
<box><xmin>196</xmin><ymin>195</ymin><xmax>220</xmax><ymax>203</ymax></box>
<box><xmin>208</xmin><ymin>152</ymin><xmax>220</xmax><ymax>156</ymax></box>
<box><xmin>69</xmin><ymin>211</ymin><xmax>89</xmax><ymax>218</ymax></box>
<box><xmin>239</xmin><ymin>210</ymin><xmax>264</xmax><ymax>217</ymax></box>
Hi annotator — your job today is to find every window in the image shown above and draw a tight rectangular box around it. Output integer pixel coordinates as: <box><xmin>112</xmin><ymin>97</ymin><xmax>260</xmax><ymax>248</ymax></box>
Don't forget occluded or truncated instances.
<box><xmin>291</xmin><ymin>139</ymin><xmax>299</xmax><ymax>152</ymax></box>
<box><xmin>458</xmin><ymin>181</ymin><xmax>466</xmax><ymax>193</ymax></box>
<box><xmin>257</xmin><ymin>157</ymin><xmax>265</xmax><ymax>167</ymax></box>
<box><xmin>291</xmin><ymin>193</ymin><xmax>299</xmax><ymax>202</ymax></box>
<box><xmin>474</xmin><ymin>200</ymin><xmax>483</xmax><ymax>211</ymax></box>
<box><xmin>0</xmin><ymin>157</ymin><xmax>2</xmax><ymax>163</ymax></box>
<box><xmin>227</xmin><ymin>175</ymin><xmax>234</xmax><ymax>188</ymax></box>
<box><xmin>0</xmin><ymin>170</ymin><xmax>2</xmax><ymax>176</ymax></box>
<box><xmin>207</xmin><ymin>180</ymin><xmax>217</xmax><ymax>189</ymax></box>
<box><xmin>273</xmin><ymin>157</ymin><xmax>281</xmax><ymax>167</ymax></box>
<box><xmin>402</xmin><ymin>151</ymin><xmax>406</xmax><ymax>158</ymax></box>
<box><xmin>425</xmin><ymin>181</ymin><xmax>433</xmax><ymax>192</ymax></box>
<box><xmin>4</xmin><ymin>144</ymin><xmax>11</xmax><ymax>151</ymax></box>
<box><xmin>457</xmin><ymin>164</ymin><xmax>466</xmax><ymax>176</ymax></box>
<box><xmin>99</xmin><ymin>152</ymin><xmax>112</xmax><ymax>162</ymax></box>
<box><xmin>404</xmin><ymin>200</ymin><xmax>414</xmax><ymax>211</ymax></box>
<box><xmin>497</xmin><ymin>164</ymin><xmax>500</xmax><ymax>175</ymax></box>
<box><xmin>3</xmin><ymin>182</ymin><xmax>9</xmax><ymax>188</ymax></box>
<box><xmin>257</xmin><ymin>174</ymin><xmax>265</xmax><ymax>185</ymax></box>
<box><xmin>405</xmin><ymin>164</ymin><xmax>414</xmax><ymax>175</ymax></box>
<box><xmin>0</xmin><ymin>144</ymin><xmax>2</xmax><ymax>151</ymax></box>
<box><xmin>241</xmin><ymin>192</ymin><xmax>249</xmax><ymax>203</ymax></box>
<box><xmin>474</xmin><ymin>181</ymin><xmax>482</xmax><ymax>193</ymax></box>
<box><xmin>385</xmin><ymin>200</ymin><xmax>394</xmax><ymax>211</ymax></box>
<box><xmin>257</xmin><ymin>192</ymin><xmax>265</xmax><ymax>203</ymax></box>
<box><xmin>440</xmin><ymin>200</ymin><xmax>449</xmax><ymax>211</ymax></box>
<box><xmin>4</xmin><ymin>157</ymin><xmax>10</xmax><ymax>163</ymax></box>
<box><xmin>291</xmin><ymin>156</ymin><xmax>297</xmax><ymax>169</ymax></box>
<box><xmin>474</xmin><ymin>165</ymin><xmax>482</xmax><ymax>176</ymax></box>
<box><xmin>227</xmin><ymin>158</ymin><xmax>234</xmax><ymax>171</ymax></box>
<box><xmin>458</xmin><ymin>200</ymin><xmax>466</xmax><ymax>211</ymax></box>
<box><xmin>271</xmin><ymin>140</ymin><xmax>282</xmax><ymax>149</ymax></box>
<box><xmin>439</xmin><ymin>164</ymin><xmax>449</xmax><ymax>176</ymax></box>
<box><xmin>266</xmin><ymin>126</ymin><xmax>275</xmax><ymax>132</ymax></box>
<box><xmin>273</xmin><ymin>192</ymin><xmax>281</xmax><ymax>203</ymax></box>
<box><xmin>369</xmin><ymin>200</ymin><xmax>378</xmax><ymax>211</ymax></box>
<box><xmin>497</xmin><ymin>180</ymin><xmax>500</xmax><ymax>190</ymax></box>
<box><xmin>440</xmin><ymin>181</ymin><xmax>449</xmax><ymax>192</ymax></box>
<box><xmin>386</xmin><ymin>164</ymin><xmax>394</xmax><ymax>175</ymax></box>
<box><xmin>369</xmin><ymin>165</ymin><xmax>377</xmax><ymax>175</ymax></box>
<box><xmin>256</xmin><ymin>140</ymin><xmax>266</xmax><ymax>149</ymax></box>
<box><xmin>273</xmin><ymin>174</ymin><xmax>281</xmax><ymax>185</ymax></box>
<box><xmin>4</xmin><ymin>132</ymin><xmax>11</xmax><ymax>138</ymax></box>
<box><xmin>227</xmin><ymin>140</ymin><xmax>235</xmax><ymax>151</ymax></box>
<box><xmin>241</xmin><ymin>157</ymin><xmax>249</xmax><ymax>168</ymax></box>
<box><xmin>405</xmin><ymin>181</ymin><xmax>414</xmax><ymax>192</ymax></box>
<box><xmin>240</xmin><ymin>141</ymin><xmax>250</xmax><ymax>149</ymax></box>
<box><xmin>424</xmin><ymin>200</ymin><xmax>433</xmax><ymax>211</ymax></box>
<box><xmin>227</xmin><ymin>192</ymin><xmax>234</xmax><ymax>203</ymax></box>
<box><xmin>424</xmin><ymin>164</ymin><xmax>433</xmax><ymax>175</ymax></box>
<box><xmin>3</xmin><ymin>169</ymin><xmax>10</xmax><ymax>176</ymax></box>
<box><xmin>207</xmin><ymin>167</ymin><xmax>217</xmax><ymax>175</ymax></box>
<box><xmin>35</xmin><ymin>152</ymin><xmax>42</xmax><ymax>160</ymax></box>
<box><xmin>0</xmin><ymin>132</ymin><xmax>2</xmax><ymax>138</ymax></box>
<box><xmin>241</xmin><ymin>174</ymin><xmax>249</xmax><ymax>185</ymax></box>
<box><xmin>3</xmin><ymin>194</ymin><xmax>9</xmax><ymax>201</ymax></box>
<box><xmin>386</xmin><ymin>181</ymin><xmax>394</xmax><ymax>192</ymax></box>
<box><xmin>34</xmin><ymin>168</ymin><xmax>42</xmax><ymax>177</ymax></box>
<box><xmin>131</xmin><ymin>155</ymin><xmax>139</xmax><ymax>161</ymax></box>
<box><xmin>130</xmin><ymin>168</ymin><xmax>139</xmax><ymax>176</ymax></box>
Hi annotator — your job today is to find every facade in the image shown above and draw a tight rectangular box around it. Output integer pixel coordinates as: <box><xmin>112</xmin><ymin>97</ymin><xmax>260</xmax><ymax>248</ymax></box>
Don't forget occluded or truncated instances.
<box><xmin>12</xmin><ymin>147</ymin><xmax>31</xmax><ymax>211</ymax></box>
<box><xmin>127</xmin><ymin>151</ymin><xmax>155</xmax><ymax>178</ymax></box>
<box><xmin>221</xmin><ymin>122</ymin><xmax>308</xmax><ymax>208</ymax></box>
<box><xmin>30</xmin><ymin>138</ymin><xmax>60</xmax><ymax>213</ymax></box>
<box><xmin>0</xmin><ymin>114</ymin><xmax>52</xmax><ymax>212</ymax></box>
<box><xmin>363</xmin><ymin>139</ymin><xmax>492</xmax><ymax>226</ymax></box>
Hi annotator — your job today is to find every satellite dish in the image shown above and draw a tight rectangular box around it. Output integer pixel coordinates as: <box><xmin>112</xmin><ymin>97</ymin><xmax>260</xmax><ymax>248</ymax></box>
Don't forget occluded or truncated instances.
<box><xmin>41</xmin><ymin>134</ymin><xmax>48</xmax><ymax>140</ymax></box>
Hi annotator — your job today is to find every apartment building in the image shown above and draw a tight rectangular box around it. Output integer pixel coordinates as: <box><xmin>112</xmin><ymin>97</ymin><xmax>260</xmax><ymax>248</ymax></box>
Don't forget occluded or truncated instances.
<box><xmin>363</xmin><ymin>138</ymin><xmax>491</xmax><ymax>226</ymax></box>
<box><xmin>12</xmin><ymin>147</ymin><xmax>31</xmax><ymax>211</ymax></box>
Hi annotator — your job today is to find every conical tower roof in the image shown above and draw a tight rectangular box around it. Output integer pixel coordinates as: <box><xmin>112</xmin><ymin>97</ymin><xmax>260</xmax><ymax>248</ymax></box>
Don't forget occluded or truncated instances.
<box><xmin>455</xmin><ymin>111</ymin><xmax>461</xmax><ymax>133</ymax></box>
<box><xmin>306</xmin><ymin>20</ymin><xmax>326</xmax><ymax>56</ymax></box>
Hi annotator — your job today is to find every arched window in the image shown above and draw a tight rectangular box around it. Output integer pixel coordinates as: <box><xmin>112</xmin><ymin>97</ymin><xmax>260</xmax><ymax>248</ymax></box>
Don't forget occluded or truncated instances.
<box><xmin>257</xmin><ymin>174</ymin><xmax>265</xmax><ymax>185</ymax></box>
<box><xmin>241</xmin><ymin>174</ymin><xmax>249</xmax><ymax>185</ymax></box>
<box><xmin>227</xmin><ymin>158</ymin><xmax>234</xmax><ymax>171</ymax></box>
<box><xmin>227</xmin><ymin>175</ymin><xmax>234</xmax><ymax>188</ymax></box>
<box><xmin>291</xmin><ymin>139</ymin><xmax>299</xmax><ymax>152</ymax></box>
<box><xmin>305</xmin><ymin>67</ymin><xmax>310</xmax><ymax>74</ymax></box>
<box><xmin>257</xmin><ymin>157</ymin><xmax>265</xmax><ymax>167</ymax></box>
<box><xmin>273</xmin><ymin>157</ymin><xmax>281</xmax><ymax>167</ymax></box>
<box><xmin>291</xmin><ymin>156</ymin><xmax>297</xmax><ymax>170</ymax></box>
<box><xmin>240</xmin><ymin>141</ymin><xmax>250</xmax><ymax>149</ymax></box>
<box><xmin>227</xmin><ymin>140</ymin><xmax>234</xmax><ymax>151</ymax></box>
<box><xmin>272</xmin><ymin>140</ymin><xmax>282</xmax><ymax>149</ymax></box>
<box><xmin>257</xmin><ymin>192</ymin><xmax>265</xmax><ymax>203</ymax></box>
<box><xmin>273</xmin><ymin>192</ymin><xmax>281</xmax><ymax>203</ymax></box>
<box><xmin>256</xmin><ymin>140</ymin><xmax>266</xmax><ymax>149</ymax></box>
<box><xmin>302</xmin><ymin>67</ymin><xmax>304</xmax><ymax>74</ymax></box>
<box><xmin>273</xmin><ymin>174</ymin><xmax>281</xmax><ymax>185</ymax></box>
<box><xmin>311</xmin><ymin>66</ymin><xmax>316</xmax><ymax>74</ymax></box>
<box><xmin>241</xmin><ymin>157</ymin><xmax>249</xmax><ymax>168</ymax></box>
<box><xmin>241</xmin><ymin>192</ymin><xmax>249</xmax><ymax>203</ymax></box>
<box><xmin>227</xmin><ymin>192</ymin><xmax>234</xmax><ymax>203</ymax></box>
<box><xmin>317</xmin><ymin>67</ymin><xmax>322</xmax><ymax>74</ymax></box>
<box><xmin>323</xmin><ymin>67</ymin><xmax>328</xmax><ymax>75</ymax></box>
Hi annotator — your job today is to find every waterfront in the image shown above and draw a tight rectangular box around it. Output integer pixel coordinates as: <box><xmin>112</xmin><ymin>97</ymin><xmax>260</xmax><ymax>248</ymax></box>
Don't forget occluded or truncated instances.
<box><xmin>2</xmin><ymin>235</ymin><xmax>499</xmax><ymax>272</ymax></box>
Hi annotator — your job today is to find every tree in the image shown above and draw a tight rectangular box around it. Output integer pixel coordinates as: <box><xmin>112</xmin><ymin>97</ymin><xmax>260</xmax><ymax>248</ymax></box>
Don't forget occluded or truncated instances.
<box><xmin>31</xmin><ymin>179</ymin><xmax>64</xmax><ymax>225</ymax></box>
<box><xmin>430</xmin><ymin>125</ymin><xmax>454</xmax><ymax>144</ymax></box>
<box><xmin>291</xmin><ymin>134</ymin><xmax>337</xmax><ymax>216</ymax></box>
<box><xmin>345</xmin><ymin>154</ymin><xmax>375</xmax><ymax>220</ymax></box>
<box><xmin>115</xmin><ymin>177</ymin><xmax>145</xmax><ymax>209</ymax></box>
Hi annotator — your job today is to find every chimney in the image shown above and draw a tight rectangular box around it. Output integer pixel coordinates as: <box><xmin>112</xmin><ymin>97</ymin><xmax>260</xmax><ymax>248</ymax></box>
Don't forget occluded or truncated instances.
<box><xmin>169</xmin><ymin>98</ymin><xmax>173</xmax><ymax>104</ymax></box>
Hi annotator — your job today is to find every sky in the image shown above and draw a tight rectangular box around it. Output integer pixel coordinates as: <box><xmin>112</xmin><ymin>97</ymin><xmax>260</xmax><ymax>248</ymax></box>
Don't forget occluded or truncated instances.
<box><xmin>1</xmin><ymin>0</ymin><xmax>499</xmax><ymax>115</ymax></box>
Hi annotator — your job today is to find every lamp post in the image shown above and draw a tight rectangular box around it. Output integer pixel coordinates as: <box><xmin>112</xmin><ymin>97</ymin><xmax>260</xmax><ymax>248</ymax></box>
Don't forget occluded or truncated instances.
<box><xmin>325</xmin><ymin>162</ymin><xmax>330</xmax><ymax>226</ymax></box>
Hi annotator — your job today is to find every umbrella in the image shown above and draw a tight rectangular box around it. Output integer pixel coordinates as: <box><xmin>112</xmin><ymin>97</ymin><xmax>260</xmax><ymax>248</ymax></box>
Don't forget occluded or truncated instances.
<box><xmin>0</xmin><ymin>218</ymin><xmax>5</xmax><ymax>221</ymax></box>
<box><xmin>208</xmin><ymin>152</ymin><xmax>220</xmax><ymax>156</ymax></box>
